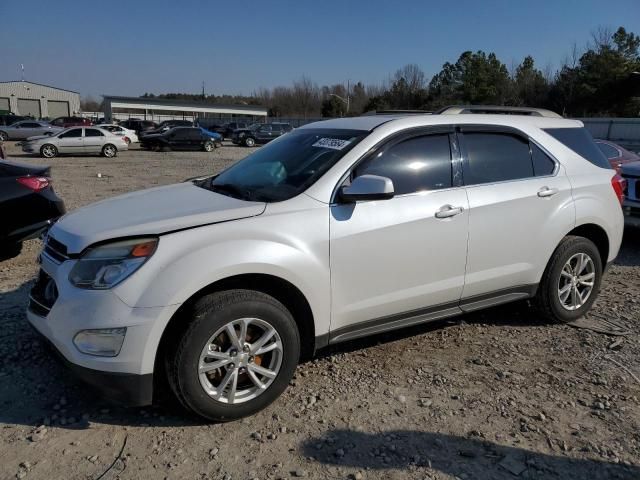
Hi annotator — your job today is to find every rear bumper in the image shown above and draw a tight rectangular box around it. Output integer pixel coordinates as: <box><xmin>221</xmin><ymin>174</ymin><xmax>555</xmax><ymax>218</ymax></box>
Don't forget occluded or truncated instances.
<box><xmin>30</xmin><ymin>324</ymin><xmax>153</xmax><ymax>406</ymax></box>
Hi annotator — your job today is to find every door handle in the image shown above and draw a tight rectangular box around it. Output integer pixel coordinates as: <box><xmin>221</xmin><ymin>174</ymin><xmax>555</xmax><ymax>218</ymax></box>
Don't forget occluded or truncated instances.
<box><xmin>537</xmin><ymin>186</ymin><xmax>559</xmax><ymax>198</ymax></box>
<box><xmin>435</xmin><ymin>204</ymin><xmax>464</xmax><ymax>219</ymax></box>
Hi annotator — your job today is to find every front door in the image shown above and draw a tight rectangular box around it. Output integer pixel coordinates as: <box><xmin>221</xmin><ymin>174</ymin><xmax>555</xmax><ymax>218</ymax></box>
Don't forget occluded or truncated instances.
<box><xmin>55</xmin><ymin>128</ymin><xmax>84</xmax><ymax>154</ymax></box>
<box><xmin>330</xmin><ymin>131</ymin><xmax>469</xmax><ymax>334</ymax></box>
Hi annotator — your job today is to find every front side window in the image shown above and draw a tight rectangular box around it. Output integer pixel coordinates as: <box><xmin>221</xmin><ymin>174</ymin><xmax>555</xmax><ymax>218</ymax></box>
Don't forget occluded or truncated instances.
<box><xmin>203</xmin><ymin>128</ymin><xmax>367</xmax><ymax>202</ymax></box>
<box><xmin>59</xmin><ymin>128</ymin><xmax>82</xmax><ymax>138</ymax></box>
<box><xmin>353</xmin><ymin>134</ymin><xmax>453</xmax><ymax>195</ymax></box>
<box><xmin>463</xmin><ymin>132</ymin><xmax>533</xmax><ymax>185</ymax></box>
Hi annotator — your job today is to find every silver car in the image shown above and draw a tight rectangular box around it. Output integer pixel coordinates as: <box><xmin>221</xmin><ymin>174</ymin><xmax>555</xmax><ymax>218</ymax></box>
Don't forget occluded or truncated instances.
<box><xmin>0</xmin><ymin>120</ymin><xmax>62</xmax><ymax>141</ymax></box>
<box><xmin>21</xmin><ymin>126</ymin><xmax>128</xmax><ymax>158</ymax></box>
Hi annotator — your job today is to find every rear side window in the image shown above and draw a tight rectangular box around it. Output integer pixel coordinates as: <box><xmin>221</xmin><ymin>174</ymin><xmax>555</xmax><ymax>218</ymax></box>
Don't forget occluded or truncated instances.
<box><xmin>85</xmin><ymin>129</ymin><xmax>104</xmax><ymax>137</ymax></box>
<box><xmin>544</xmin><ymin>127</ymin><xmax>611</xmax><ymax>169</ymax></box>
<box><xmin>532</xmin><ymin>144</ymin><xmax>556</xmax><ymax>176</ymax></box>
<box><xmin>59</xmin><ymin>129</ymin><xmax>82</xmax><ymax>138</ymax></box>
<box><xmin>354</xmin><ymin>134</ymin><xmax>452</xmax><ymax>195</ymax></box>
<box><xmin>463</xmin><ymin>133</ymin><xmax>533</xmax><ymax>185</ymax></box>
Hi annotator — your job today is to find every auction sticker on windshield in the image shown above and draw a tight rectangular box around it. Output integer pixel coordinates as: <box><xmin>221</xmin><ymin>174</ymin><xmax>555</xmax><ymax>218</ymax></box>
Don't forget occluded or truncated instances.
<box><xmin>312</xmin><ymin>138</ymin><xmax>352</xmax><ymax>150</ymax></box>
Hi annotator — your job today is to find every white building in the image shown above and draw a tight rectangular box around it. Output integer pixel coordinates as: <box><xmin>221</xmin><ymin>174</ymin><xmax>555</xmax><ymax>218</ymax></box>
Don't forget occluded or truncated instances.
<box><xmin>0</xmin><ymin>81</ymin><xmax>81</xmax><ymax>119</ymax></box>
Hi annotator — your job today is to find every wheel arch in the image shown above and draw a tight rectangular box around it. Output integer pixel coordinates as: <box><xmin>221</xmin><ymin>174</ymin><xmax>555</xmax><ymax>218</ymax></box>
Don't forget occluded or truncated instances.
<box><xmin>567</xmin><ymin>222</ymin><xmax>609</xmax><ymax>266</ymax></box>
<box><xmin>155</xmin><ymin>273</ymin><xmax>317</xmax><ymax>379</ymax></box>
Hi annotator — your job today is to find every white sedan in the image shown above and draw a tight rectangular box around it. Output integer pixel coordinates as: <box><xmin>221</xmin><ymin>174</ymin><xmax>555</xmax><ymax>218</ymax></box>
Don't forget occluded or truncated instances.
<box><xmin>96</xmin><ymin>124</ymin><xmax>139</xmax><ymax>144</ymax></box>
<box><xmin>21</xmin><ymin>126</ymin><xmax>128</xmax><ymax>158</ymax></box>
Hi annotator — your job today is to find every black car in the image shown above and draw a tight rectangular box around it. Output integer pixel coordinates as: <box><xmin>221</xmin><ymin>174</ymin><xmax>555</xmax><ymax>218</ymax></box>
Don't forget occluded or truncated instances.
<box><xmin>0</xmin><ymin>160</ymin><xmax>65</xmax><ymax>260</ymax></box>
<box><xmin>119</xmin><ymin>119</ymin><xmax>158</xmax><ymax>135</ymax></box>
<box><xmin>231</xmin><ymin>123</ymin><xmax>292</xmax><ymax>147</ymax></box>
<box><xmin>0</xmin><ymin>114</ymin><xmax>29</xmax><ymax>126</ymax></box>
<box><xmin>140</xmin><ymin>120</ymin><xmax>194</xmax><ymax>137</ymax></box>
<box><xmin>140</xmin><ymin>127</ymin><xmax>218</xmax><ymax>152</ymax></box>
<box><xmin>221</xmin><ymin>122</ymin><xmax>248</xmax><ymax>139</ymax></box>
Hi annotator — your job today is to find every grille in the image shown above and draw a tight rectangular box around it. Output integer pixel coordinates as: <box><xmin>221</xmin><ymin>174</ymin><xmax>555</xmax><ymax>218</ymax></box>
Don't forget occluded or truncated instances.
<box><xmin>43</xmin><ymin>235</ymin><xmax>70</xmax><ymax>263</ymax></box>
<box><xmin>29</xmin><ymin>270</ymin><xmax>58</xmax><ymax>317</ymax></box>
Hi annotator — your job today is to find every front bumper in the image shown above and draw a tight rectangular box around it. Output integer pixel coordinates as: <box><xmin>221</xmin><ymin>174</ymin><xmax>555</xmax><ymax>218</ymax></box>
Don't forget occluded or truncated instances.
<box><xmin>25</xmin><ymin>252</ymin><xmax>174</xmax><ymax>406</ymax></box>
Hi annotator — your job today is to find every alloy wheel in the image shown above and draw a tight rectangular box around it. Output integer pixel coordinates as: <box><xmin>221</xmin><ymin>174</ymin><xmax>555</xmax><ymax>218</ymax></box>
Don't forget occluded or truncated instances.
<box><xmin>198</xmin><ymin>317</ymin><xmax>283</xmax><ymax>404</ymax></box>
<box><xmin>557</xmin><ymin>252</ymin><xmax>595</xmax><ymax>311</ymax></box>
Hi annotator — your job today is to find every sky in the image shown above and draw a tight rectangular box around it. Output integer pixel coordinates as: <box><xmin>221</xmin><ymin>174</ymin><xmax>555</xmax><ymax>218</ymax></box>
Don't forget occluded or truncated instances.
<box><xmin>1</xmin><ymin>0</ymin><xmax>639</xmax><ymax>99</ymax></box>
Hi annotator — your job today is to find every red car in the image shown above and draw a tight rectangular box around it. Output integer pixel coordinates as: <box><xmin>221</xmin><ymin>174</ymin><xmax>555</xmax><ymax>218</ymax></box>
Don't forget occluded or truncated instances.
<box><xmin>594</xmin><ymin>139</ymin><xmax>640</xmax><ymax>173</ymax></box>
<box><xmin>49</xmin><ymin>116</ymin><xmax>93</xmax><ymax>128</ymax></box>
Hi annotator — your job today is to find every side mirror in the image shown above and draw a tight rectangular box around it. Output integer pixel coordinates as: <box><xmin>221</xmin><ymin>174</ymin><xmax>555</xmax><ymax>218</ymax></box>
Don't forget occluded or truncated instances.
<box><xmin>339</xmin><ymin>174</ymin><xmax>395</xmax><ymax>202</ymax></box>
<box><xmin>44</xmin><ymin>131</ymin><xmax>54</xmax><ymax>136</ymax></box>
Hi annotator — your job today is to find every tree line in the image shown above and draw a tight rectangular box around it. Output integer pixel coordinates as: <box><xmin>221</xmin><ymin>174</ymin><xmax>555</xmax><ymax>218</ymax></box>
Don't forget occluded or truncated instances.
<box><xmin>82</xmin><ymin>26</ymin><xmax>640</xmax><ymax>118</ymax></box>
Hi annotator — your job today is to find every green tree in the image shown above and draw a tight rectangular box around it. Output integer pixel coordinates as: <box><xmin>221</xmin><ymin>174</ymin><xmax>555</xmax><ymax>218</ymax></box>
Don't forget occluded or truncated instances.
<box><xmin>513</xmin><ymin>56</ymin><xmax>550</xmax><ymax>107</ymax></box>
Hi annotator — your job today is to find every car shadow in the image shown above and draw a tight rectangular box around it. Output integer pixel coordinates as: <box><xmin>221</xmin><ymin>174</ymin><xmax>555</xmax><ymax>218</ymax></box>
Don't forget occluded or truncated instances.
<box><xmin>300</xmin><ymin>429</ymin><xmax>639</xmax><ymax>480</ymax></box>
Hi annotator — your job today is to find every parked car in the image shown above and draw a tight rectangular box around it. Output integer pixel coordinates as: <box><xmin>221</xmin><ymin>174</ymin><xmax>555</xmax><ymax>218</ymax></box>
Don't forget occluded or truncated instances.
<box><xmin>97</xmin><ymin>124</ymin><xmax>139</xmax><ymax>144</ymax></box>
<box><xmin>221</xmin><ymin>122</ymin><xmax>248</xmax><ymax>139</ymax></box>
<box><xmin>1</xmin><ymin>160</ymin><xmax>65</xmax><ymax>260</ymax></box>
<box><xmin>140</xmin><ymin>127</ymin><xmax>218</xmax><ymax>152</ymax></box>
<box><xmin>0</xmin><ymin>120</ymin><xmax>63</xmax><ymax>141</ymax></box>
<box><xmin>594</xmin><ymin>139</ymin><xmax>640</xmax><ymax>173</ymax></box>
<box><xmin>199</xmin><ymin>127</ymin><xmax>222</xmax><ymax>146</ymax></box>
<box><xmin>232</xmin><ymin>122</ymin><xmax>293</xmax><ymax>147</ymax></box>
<box><xmin>620</xmin><ymin>161</ymin><xmax>640</xmax><ymax>227</ymax></box>
<box><xmin>206</xmin><ymin>123</ymin><xmax>226</xmax><ymax>137</ymax></box>
<box><xmin>140</xmin><ymin>120</ymin><xmax>194</xmax><ymax>137</ymax></box>
<box><xmin>0</xmin><ymin>114</ymin><xmax>29</xmax><ymax>126</ymax></box>
<box><xmin>50</xmin><ymin>117</ymin><xmax>93</xmax><ymax>128</ymax></box>
<box><xmin>26</xmin><ymin>112</ymin><xmax>623</xmax><ymax>421</ymax></box>
<box><xmin>21</xmin><ymin>127</ymin><xmax>128</xmax><ymax>158</ymax></box>
<box><xmin>119</xmin><ymin>119</ymin><xmax>158</xmax><ymax>136</ymax></box>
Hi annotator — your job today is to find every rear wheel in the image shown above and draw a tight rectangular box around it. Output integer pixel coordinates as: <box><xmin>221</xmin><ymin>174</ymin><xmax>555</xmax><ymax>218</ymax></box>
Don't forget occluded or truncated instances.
<box><xmin>102</xmin><ymin>144</ymin><xmax>117</xmax><ymax>158</ymax></box>
<box><xmin>204</xmin><ymin>141</ymin><xmax>215</xmax><ymax>152</ymax></box>
<box><xmin>243</xmin><ymin>137</ymin><xmax>255</xmax><ymax>147</ymax></box>
<box><xmin>41</xmin><ymin>144</ymin><xmax>58</xmax><ymax>158</ymax></box>
<box><xmin>535</xmin><ymin>236</ymin><xmax>602</xmax><ymax>323</ymax></box>
<box><xmin>0</xmin><ymin>131</ymin><xmax>8</xmax><ymax>141</ymax></box>
<box><xmin>166</xmin><ymin>290</ymin><xmax>300</xmax><ymax>422</ymax></box>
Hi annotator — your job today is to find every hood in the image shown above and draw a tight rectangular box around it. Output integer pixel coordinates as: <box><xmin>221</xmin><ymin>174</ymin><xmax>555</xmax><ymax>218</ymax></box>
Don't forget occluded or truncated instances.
<box><xmin>140</xmin><ymin>133</ymin><xmax>164</xmax><ymax>140</ymax></box>
<box><xmin>25</xmin><ymin>135</ymin><xmax>52</xmax><ymax>142</ymax></box>
<box><xmin>49</xmin><ymin>182</ymin><xmax>266</xmax><ymax>253</ymax></box>
<box><xmin>622</xmin><ymin>160</ymin><xmax>640</xmax><ymax>176</ymax></box>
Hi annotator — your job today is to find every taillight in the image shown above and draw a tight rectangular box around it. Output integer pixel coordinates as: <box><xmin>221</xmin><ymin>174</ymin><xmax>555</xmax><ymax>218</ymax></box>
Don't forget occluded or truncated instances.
<box><xmin>611</xmin><ymin>174</ymin><xmax>626</xmax><ymax>205</ymax></box>
<box><xmin>17</xmin><ymin>176</ymin><xmax>50</xmax><ymax>192</ymax></box>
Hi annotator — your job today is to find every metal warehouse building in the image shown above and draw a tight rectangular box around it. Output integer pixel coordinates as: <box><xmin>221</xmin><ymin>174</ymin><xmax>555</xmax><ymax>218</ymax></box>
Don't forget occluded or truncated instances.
<box><xmin>103</xmin><ymin>95</ymin><xmax>267</xmax><ymax>123</ymax></box>
<box><xmin>0</xmin><ymin>81</ymin><xmax>81</xmax><ymax>119</ymax></box>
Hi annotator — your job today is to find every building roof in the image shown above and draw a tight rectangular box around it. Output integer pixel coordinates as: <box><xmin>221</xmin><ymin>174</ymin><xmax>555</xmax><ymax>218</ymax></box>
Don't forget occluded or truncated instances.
<box><xmin>0</xmin><ymin>80</ymin><xmax>79</xmax><ymax>94</ymax></box>
<box><xmin>102</xmin><ymin>95</ymin><xmax>267</xmax><ymax>113</ymax></box>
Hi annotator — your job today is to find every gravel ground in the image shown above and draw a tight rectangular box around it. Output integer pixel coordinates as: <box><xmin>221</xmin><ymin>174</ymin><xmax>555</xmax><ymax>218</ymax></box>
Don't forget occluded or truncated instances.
<box><xmin>0</xmin><ymin>141</ymin><xmax>639</xmax><ymax>480</ymax></box>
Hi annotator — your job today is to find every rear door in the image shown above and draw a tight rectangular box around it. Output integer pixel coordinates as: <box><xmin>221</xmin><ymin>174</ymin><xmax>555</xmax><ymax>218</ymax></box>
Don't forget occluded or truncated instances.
<box><xmin>55</xmin><ymin>128</ymin><xmax>84</xmax><ymax>154</ymax></box>
<box><xmin>83</xmin><ymin>128</ymin><xmax>106</xmax><ymax>154</ymax></box>
<box><xmin>255</xmin><ymin>125</ymin><xmax>272</xmax><ymax>143</ymax></box>
<box><xmin>459</xmin><ymin>127</ymin><xmax>574</xmax><ymax>301</ymax></box>
<box><xmin>168</xmin><ymin>128</ymin><xmax>190</xmax><ymax>149</ymax></box>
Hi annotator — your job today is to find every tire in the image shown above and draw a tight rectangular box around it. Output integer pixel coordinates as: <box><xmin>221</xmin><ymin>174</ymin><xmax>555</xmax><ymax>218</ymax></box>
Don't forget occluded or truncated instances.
<box><xmin>0</xmin><ymin>131</ymin><xmax>8</xmax><ymax>141</ymax></box>
<box><xmin>166</xmin><ymin>289</ymin><xmax>300</xmax><ymax>422</ymax></box>
<box><xmin>204</xmin><ymin>141</ymin><xmax>215</xmax><ymax>152</ymax></box>
<box><xmin>243</xmin><ymin>137</ymin><xmax>256</xmax><ymax>147</ymax></box>
<box><xmin>534</xmin><ymin>235</ymin><xmax>603</xmax><ymax>323</ymax></box>
<box><xmin>40</xmin><ymin>144</ymin><xmax>58</xmax><ymax>158</ymax></box>
<box><xmin>102</xmin><ymin>144</ymin><xmax>117</xmax><ymax>158</ymax></box>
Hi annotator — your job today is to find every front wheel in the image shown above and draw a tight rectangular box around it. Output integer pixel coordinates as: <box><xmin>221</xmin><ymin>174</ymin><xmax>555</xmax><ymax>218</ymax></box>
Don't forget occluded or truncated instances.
<box><xmin>102</xmin><ymin>144</ymin><xmax>117</xmax><ymax>158</ymax></box>
<box><xmin>243</xmin><ymin>137</ymin><xmax>256</xmax><ymax>147</ymax></box>
<box><xmin>204</xmin><ymin>141</ymin><xmax>215</xmax><ymax>152</ymax></box>
<box><xmin>0</xmin><ymin>131</ymin><xmax>8</xmax><ymax>141</ymax></box>
<box><xmin>166</xmin><ymin>290</ymin><xmax>300</xmax><ymax>422</ymax></box>
<box><xmin>41</xmin><ymin>144</ymin><xmax>58</xmax><ymax>158</ymax></box>
<box><xmin>534</xmin><ymin>236</ymin><xmax>603</xmax><ymax>323</ymax></box>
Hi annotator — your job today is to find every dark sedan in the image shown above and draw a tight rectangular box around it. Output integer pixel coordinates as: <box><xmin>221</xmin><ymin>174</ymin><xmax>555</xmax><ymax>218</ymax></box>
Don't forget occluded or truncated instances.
<box><xmin>0</xmin><ymin>160</ymin><xmax>65</xmax><ymax>260</ymax></box>
<box><xmin>231</xmin><ymin>122</ymin><xmax>292</xmax><ymax>147</ymax></box>
<box><xmin>140</xmin><ymin>127</ymin><xmax>218</xmax><ymax>152</ymax></box>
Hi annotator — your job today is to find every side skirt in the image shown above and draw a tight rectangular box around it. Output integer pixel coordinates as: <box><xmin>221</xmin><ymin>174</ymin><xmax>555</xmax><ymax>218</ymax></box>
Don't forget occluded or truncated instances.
<box><xmin>316</xmin><ymin>284</ymin><xmax>538</xmax><ymax>349</ymax></box>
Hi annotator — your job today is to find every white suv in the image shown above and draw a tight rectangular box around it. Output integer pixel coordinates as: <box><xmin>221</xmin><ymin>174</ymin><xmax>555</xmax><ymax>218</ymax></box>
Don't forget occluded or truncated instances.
<box><xmin>28</xmin><ymin>113</ymin><xmax>625</xmax><ymax>421</ymax></box>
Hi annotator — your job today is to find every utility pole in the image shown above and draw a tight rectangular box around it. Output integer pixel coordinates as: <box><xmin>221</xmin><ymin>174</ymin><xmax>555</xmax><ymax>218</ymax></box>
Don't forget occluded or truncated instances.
<box><xmin>20</xmin><ymin>64</ymin><xmax>25</xmax><ymax>81</ymax></box>
<box><xmin>347</xmin><ymin>79</ymin><xmax>350</xmax><ymax>114</ymax></box>
<box><xmin>202</xmin><ymin>81</ymin><xmax>205</xmax><ymax>99</ymax></box>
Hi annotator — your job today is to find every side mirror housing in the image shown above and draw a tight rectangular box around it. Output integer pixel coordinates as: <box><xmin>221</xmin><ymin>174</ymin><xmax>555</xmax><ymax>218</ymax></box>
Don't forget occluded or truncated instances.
<box><xmin>339</xmin><ymin>174</ymin><xmax>395</xmax><ymax>202</ymax></box>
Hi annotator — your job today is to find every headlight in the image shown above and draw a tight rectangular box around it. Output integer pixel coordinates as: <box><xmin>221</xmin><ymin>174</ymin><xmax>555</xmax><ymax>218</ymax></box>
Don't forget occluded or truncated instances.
<box><xmin>69</xmin><ymin>237</ymin><xmax>158</xmax><ymax>289</ymax></box>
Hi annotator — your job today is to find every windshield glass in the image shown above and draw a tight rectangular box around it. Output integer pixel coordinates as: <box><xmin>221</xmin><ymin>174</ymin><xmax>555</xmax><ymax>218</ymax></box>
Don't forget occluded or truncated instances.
<box><xmin>202</xmin><ymin>128</ymin><xmax>367</xmax><ymax>202</ymax></box>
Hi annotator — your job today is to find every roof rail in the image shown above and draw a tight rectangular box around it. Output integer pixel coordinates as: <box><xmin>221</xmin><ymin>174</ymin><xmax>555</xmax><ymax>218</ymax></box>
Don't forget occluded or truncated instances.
<box><xmin>362</xmin><ymin>109</ymin><xmax>433</xmax><ymax>116</ymax></box>
<box><xmin>435</xmin><ymin>105</ymin><xmax>562</xmax><ymax>118</ymax></box>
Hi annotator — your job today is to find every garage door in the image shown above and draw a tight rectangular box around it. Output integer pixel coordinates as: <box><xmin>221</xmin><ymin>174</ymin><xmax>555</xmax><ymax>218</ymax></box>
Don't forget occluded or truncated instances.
<box><xmin>0</xmin><ymin>98</ymin><xmax>9</xmax><ymax>112</ymax></box>
<box><xmin>17</xmin><ymin>99</ymin><xmax>41</xmax><ymax>118</ymax></box>
<box><xmin>47</xmin><ymin>100</ymin><xmax>69</xmax><ymax>118</ymax></box>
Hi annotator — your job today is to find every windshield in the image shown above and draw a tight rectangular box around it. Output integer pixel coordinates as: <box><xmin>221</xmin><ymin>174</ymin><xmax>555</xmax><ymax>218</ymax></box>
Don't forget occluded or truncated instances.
<box><xmin>202</xmin><ymin>128</ymin><xmax>367</xmax><ymax>202</ymax></box>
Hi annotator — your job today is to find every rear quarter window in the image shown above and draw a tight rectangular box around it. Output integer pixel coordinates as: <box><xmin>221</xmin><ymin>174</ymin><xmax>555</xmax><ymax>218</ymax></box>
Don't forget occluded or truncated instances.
<box><xmin>544</xmin><ymin>127</ymin><xmax>612</xmax><ymax>170</ymax></box>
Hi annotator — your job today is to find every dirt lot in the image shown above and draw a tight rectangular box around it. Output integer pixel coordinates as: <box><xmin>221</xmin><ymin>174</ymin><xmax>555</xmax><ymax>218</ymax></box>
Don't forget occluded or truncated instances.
<box><xmin>0</xmin><ymin>141</ymin><xmax>639</xmax><ymax>480</ymax></box>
